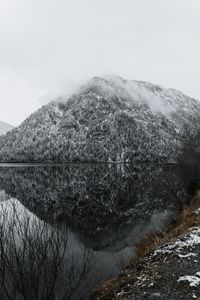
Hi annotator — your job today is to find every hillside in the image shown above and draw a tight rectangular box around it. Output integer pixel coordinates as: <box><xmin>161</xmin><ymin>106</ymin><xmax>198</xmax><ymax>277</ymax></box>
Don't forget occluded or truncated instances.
<box><xmin>0</xmin><ymin>121</ymin><xmax>14</xmax><ymax>136</ymax></box>
<box><xmin>0</xmin><ymin>76</ymin><xmax>200</xmax><ymax>162</ymax></box>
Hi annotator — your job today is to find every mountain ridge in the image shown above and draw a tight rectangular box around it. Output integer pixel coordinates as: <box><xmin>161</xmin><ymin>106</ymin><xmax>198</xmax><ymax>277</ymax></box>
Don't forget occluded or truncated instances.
<box><xmin>0</xmin><ymin>76</ymin><xmax>199</xmax><ymax>162</ymax></box>
<box><xmin>0</xmin><ymin>121</ymin><xmax>14</xmax><ymax>136</ymax></box>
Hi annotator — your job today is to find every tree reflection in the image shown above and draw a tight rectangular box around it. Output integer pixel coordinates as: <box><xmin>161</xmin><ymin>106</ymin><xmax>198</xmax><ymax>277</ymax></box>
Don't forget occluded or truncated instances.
<box><xmin>0</xmin><ymin>200</ymin><xmax>93</xmax><ymax>300</ymax></box>
<box><xmin>0</xmin><ymin>164</ymin><xmax>187</xmax><ymax>251</ymax></box>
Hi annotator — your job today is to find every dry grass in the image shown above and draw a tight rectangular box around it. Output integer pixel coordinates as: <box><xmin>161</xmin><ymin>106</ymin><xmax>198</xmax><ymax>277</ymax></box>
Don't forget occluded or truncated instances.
<box><xmin>133</xmin><ymin>194</ymin><xmax>199</xmax><ymax>263</ymax></box>
<box><xmin>91</xmin><ymin>190</ymin><xmax>200</xmax><ymax>300</ymax></box>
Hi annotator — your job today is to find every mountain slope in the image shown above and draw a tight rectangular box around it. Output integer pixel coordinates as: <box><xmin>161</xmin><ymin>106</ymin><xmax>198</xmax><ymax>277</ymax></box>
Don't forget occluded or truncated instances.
<box><xmin>0</xmin><ymin>121</ymin><xmax>14</xmax><ymax>135</ymax></box>
<box><xmin>0</xmin><ymin>76</ymin><xmax>199</xmax><ymax>162</ymax></box>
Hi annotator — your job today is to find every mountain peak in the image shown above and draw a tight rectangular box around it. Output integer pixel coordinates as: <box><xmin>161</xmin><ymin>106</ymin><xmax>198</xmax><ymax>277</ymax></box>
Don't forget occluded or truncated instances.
<box><xmin>0</xmin><ymin>76</ymin><xmax>200</xmax><ymax>163</ymax></box>
<box><xmin>72</xmin><ymin>75</ymin><xmax>177</xmax><ymax>115</ymax></box>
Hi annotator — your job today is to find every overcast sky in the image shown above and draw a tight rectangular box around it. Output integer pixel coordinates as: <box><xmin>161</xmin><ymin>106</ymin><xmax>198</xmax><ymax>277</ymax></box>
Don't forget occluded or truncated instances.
<box><xmin>0</xmin><ymin>0</ymin><xmax>200</xmax><ymax>125</ymax></box>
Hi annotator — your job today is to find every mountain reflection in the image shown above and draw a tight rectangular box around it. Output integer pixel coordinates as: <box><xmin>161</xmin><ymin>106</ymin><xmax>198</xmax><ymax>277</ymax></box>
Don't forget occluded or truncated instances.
<box><xmin>0</xmin><ymin>164</ymin><xmax>186</xmax><ymax>251</ymax></box>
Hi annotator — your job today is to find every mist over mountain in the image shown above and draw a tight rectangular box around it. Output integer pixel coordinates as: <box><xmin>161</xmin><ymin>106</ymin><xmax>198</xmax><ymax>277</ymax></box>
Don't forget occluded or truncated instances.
<box><xmin>0</xmin><ymin>121</ymin><xmax>14</xmax><ymax>136</ymax></box>
<box><xmin>0</xmin><ymin>75</ymin><xmax>200</xmax><ymax>163</ymax></box>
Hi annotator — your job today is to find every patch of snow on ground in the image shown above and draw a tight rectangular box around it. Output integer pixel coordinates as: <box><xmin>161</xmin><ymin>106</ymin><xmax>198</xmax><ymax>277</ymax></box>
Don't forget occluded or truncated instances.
<box><xmin>178</xmin><ymin>272</ymin><xmax>200</xmax><ymax>287</ymax></box>
<box><xmin>154</xmin><ymin>227</ymin><xmax>200</xmax><ymax>257</ymax></box>
<box><xmin>177</xmin><ymin>253</ymin><xmax>197</xmax><ymax>258</ymax></box>
<box><xmin>195</xmin><ymin>208</ymin><xmax>200</xmax><ymax>215</ymax></box>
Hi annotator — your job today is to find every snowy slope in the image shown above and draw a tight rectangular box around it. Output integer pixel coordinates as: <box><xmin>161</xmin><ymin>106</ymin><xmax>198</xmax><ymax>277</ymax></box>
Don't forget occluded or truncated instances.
<box><xmin>0</xmin><ymin>121</ymin><xmax>14</xmax><ymax>135</ymax></box>
<box><xmin>0</xmin><ymin>76</ymin><xmax>199</xmax><ymax>162</ymax></box>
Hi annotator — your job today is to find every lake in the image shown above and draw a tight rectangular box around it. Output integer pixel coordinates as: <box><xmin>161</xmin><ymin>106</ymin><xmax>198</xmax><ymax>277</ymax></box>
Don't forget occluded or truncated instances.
<box><xmin>0</xmin><ymin>163</ymin><xmax>188</xmax><ymax>299</ymax></box>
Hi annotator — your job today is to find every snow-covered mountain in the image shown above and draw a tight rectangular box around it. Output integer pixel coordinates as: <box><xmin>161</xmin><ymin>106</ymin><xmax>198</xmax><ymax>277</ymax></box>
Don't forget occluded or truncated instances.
<box><xmin>0</xmin><ymin>121</ymin><xmax>14</xmax><ymax>135</ymax></box>
<box><xmin>0</xmin><ymin>75</ymin><xmax>199</xmax><ymax>162</ymax></box>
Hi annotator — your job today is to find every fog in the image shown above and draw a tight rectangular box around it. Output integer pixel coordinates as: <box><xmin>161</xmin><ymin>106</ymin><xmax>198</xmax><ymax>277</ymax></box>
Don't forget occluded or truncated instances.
<box><xmin>0</xmin><ymin>0</ymin><xmax>200</xmax><ymax>125</ymax></box>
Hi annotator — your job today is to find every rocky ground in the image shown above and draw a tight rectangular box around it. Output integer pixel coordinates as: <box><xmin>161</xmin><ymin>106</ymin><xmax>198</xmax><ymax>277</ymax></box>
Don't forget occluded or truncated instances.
<box><xmin>92</xmin><ymin>208</ymin><xmax>200</xmax><ymax>300</ymax></box>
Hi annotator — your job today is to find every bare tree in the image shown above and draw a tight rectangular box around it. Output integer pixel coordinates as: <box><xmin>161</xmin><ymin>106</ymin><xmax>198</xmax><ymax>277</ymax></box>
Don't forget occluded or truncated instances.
<box><xmin>0</xmin><ymin>200</ymin><xmax>93</xmax><ymax>300</ymax></box>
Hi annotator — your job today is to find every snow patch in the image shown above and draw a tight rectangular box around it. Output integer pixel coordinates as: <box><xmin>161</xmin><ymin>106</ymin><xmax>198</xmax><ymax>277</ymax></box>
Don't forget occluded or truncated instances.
<box><xmin>154</xmin><ymin>227</ymin><xmax>200</xmax><ymax>257</ymax></box>
<box><xmin>178</xmin><ymin>273</ymin><xmax>200</xmax><ymax>287</ymax></box>
<box><xmin>177</xmin><ymin>253</ymin><xmax>197</xmax><ymax>259</ymax></box>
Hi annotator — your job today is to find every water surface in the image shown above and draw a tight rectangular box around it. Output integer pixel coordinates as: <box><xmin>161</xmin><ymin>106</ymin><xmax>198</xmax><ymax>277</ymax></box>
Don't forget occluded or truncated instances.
<box><xmin>0</xmin><ymin>163</ymin><xmax>186</xmax><ymax>299</ymax></box>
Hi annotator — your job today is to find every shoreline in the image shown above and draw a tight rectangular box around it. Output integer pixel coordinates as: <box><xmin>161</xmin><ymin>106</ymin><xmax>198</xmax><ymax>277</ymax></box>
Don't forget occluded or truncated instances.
<box><xmin>0</xmin><ymin>161</ymin><xmax>177</xmax><ymax>168</ymax></box>
<box><xmin>91</xmin><ymin>191</ymin><xmax>200</xmax><ymax>299</ymax></box>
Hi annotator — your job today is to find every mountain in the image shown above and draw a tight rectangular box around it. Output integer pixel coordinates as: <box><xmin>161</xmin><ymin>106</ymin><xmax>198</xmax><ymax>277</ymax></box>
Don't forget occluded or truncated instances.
<box><xmin>0</xmin><ymin>121</ymin><xmax>14</xmax><ymax>136</ymax></box>
<box><xmin>0</xmin><ymin>75</ymin><xmax>200</xmax><ymax>162</ymax></box>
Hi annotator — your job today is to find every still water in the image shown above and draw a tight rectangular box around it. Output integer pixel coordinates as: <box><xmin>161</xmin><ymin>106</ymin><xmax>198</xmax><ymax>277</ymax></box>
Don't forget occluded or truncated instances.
<box><xmin>0</xmin><ymin>163</ymin><xmax>187</xmax><ymax>299</ymax></box>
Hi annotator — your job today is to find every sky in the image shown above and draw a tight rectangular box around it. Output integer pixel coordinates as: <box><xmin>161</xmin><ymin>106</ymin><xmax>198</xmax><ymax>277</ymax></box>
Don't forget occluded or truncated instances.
<box><xmin>0</xmin><ymin>0</ymin><xmax>200</xmax><ymax>126</ymax></box>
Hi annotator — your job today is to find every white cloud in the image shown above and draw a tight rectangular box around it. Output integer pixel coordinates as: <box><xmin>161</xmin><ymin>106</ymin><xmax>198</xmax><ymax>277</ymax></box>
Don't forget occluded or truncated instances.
<box><xmin>0</xmin><ymin>0</ymin><xmax>200</xmax><ymax>125</ymax></box>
